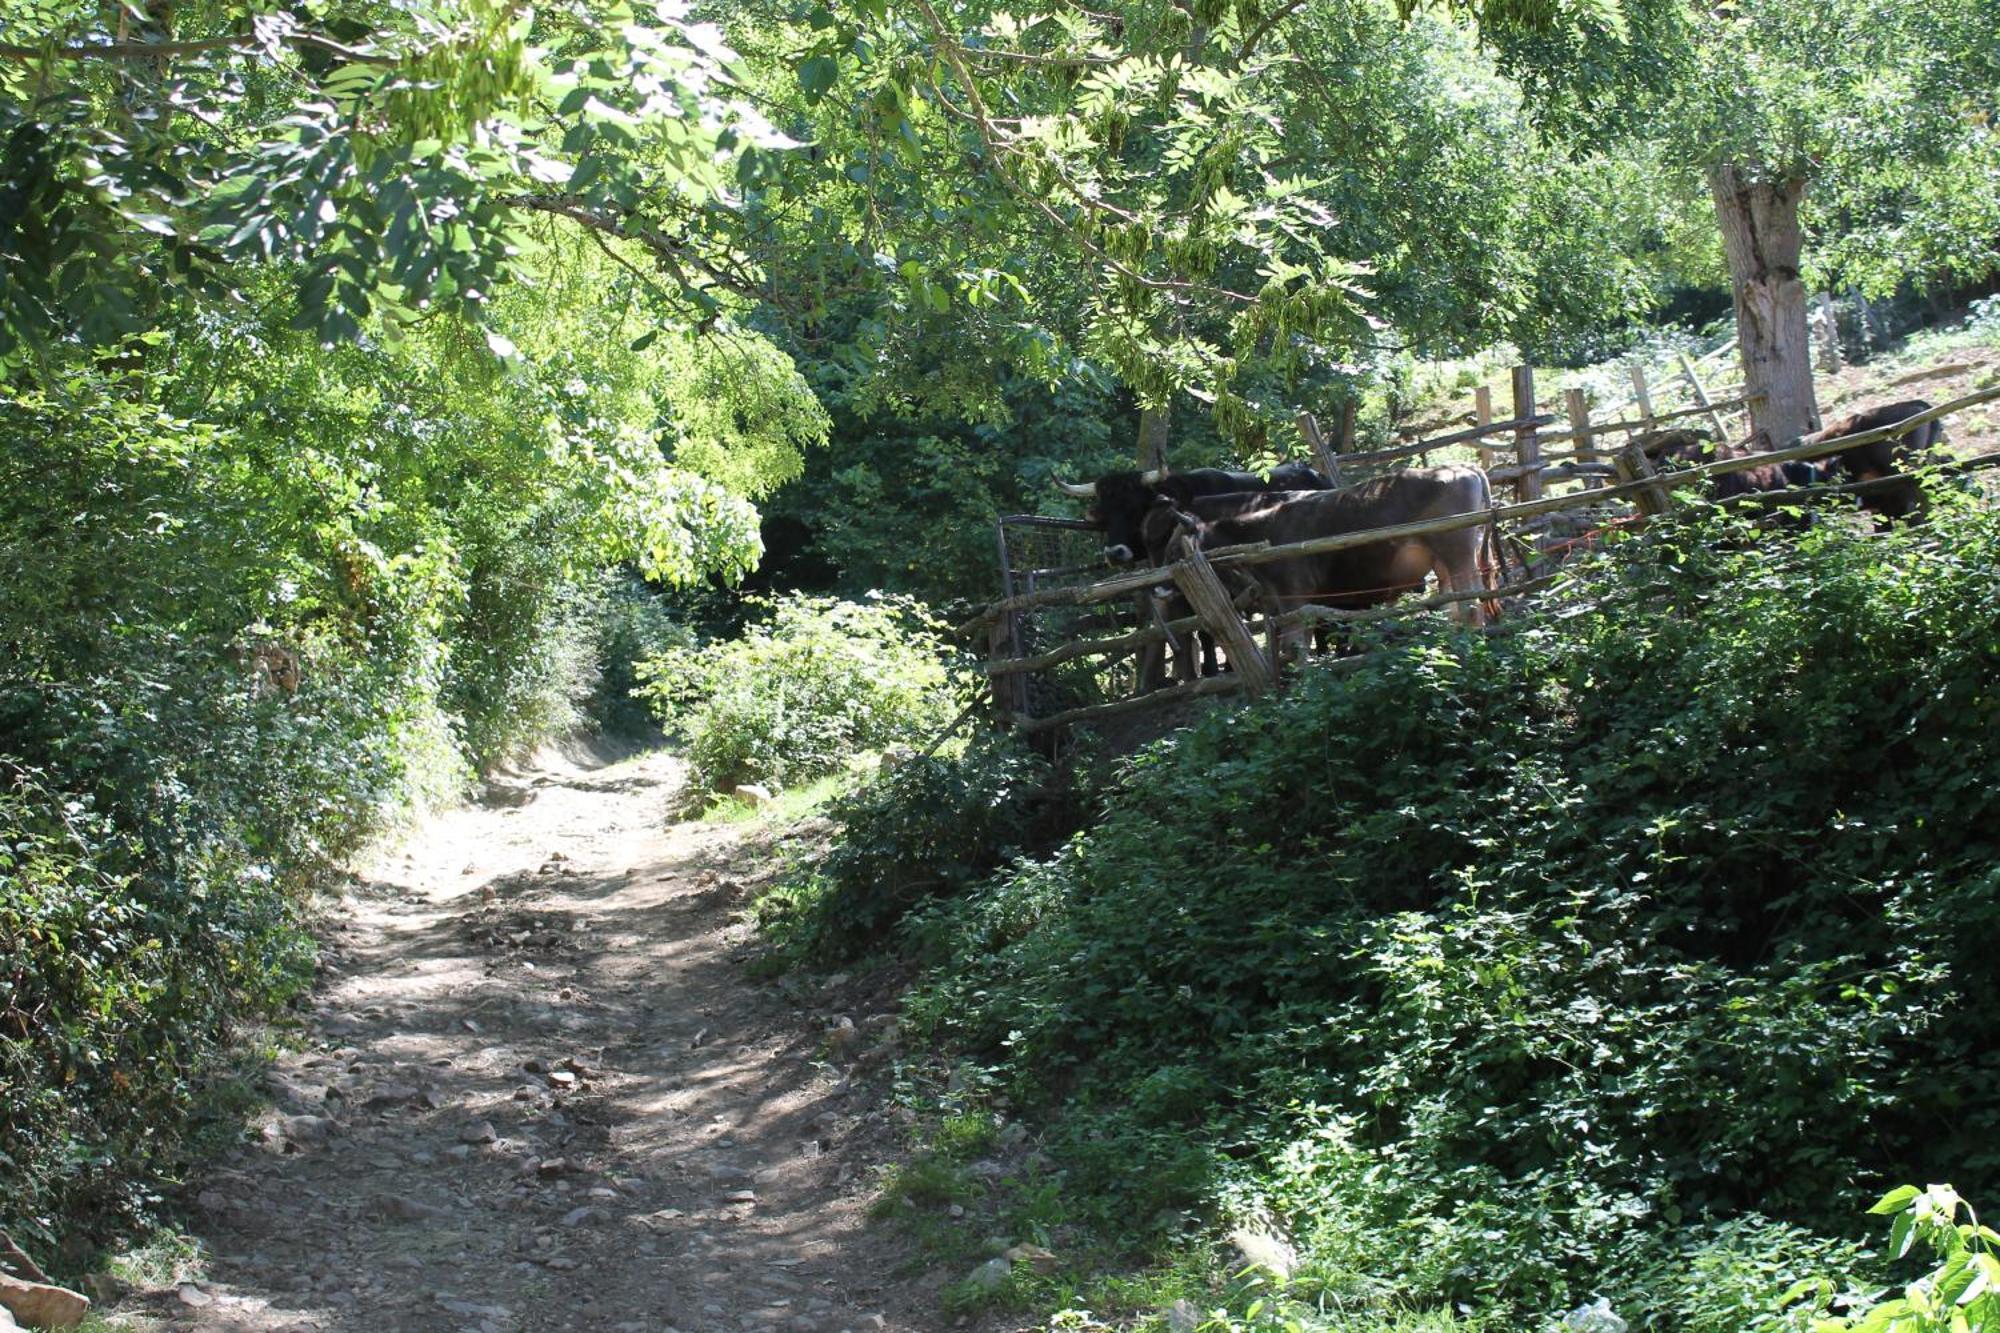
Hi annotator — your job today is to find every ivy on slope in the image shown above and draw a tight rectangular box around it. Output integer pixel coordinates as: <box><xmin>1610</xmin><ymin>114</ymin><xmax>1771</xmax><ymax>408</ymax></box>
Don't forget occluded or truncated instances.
<box><xmin>900</xmin><ymin>497</ymin><xmax>2000</xmax><ymax>1318</ymax></box>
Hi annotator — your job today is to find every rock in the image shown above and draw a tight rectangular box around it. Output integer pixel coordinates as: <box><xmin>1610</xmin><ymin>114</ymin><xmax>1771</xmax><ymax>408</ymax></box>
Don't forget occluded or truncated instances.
<box><xmin>546</xmin><ymin>1070</ymin><xmax>578</xmax><ymax>1090</ymax></box>
<box><xmin>282</xmin><ymin>1113</ymin><xmax>337</xmax><ymax>1146</ymax></box>
<box><xmin>0</xmin><ymin>1272</ymin><xmax>90</xmax><ymax>1329</ymax></box>
<box><xmin>79</xmin><ymin>1274</ymin><xmax>125</xmax><ymax>1305</ymax></box>
<box><xmin>1002</xmin><ymin>1243</ymin><xmax>1058</xmax><ymax>1275</ymax></box>
<box><xmin>733</xmin><ymin>783</ymin><xmax>777</xmax><ymax>808</ymax></box>
<box><xmin>966</xmin><ymin>1257</ymin><xmax>1012</xmax><ymax>1291</ymax></box>
<box><xmin>435</xmin><ymin>1295</ymin><xmax>512</xmax><ymax>1320</ymax></box>
<box><xmin>0</xmin><ymin>1307</ymin><xmax>15</xmax><ymax>1331</ymax></box>
<box><xmin>561</xmin><ymin>1206</ymin><xmax>604</xmax><ymax>1228</ymax></box>
<box><xmin>377</xmin><ymin>1195</ymin><xmax>448</xmax><ymax>1222</ymax></box>
<box><xmin>724</xmin><ymin>1190</ymin><xmax>758</xmax><ymax>1205</ymax></box>
<box><xmin>460</xmin><ymin>1120</ymin><xmax>499</xmax><ymax>1144</ymax></box>
<box><xmin>1165</xmin><ymin>1298</ymin><xmax>1202</xmax><ymax>1333</ymax></box>
<box><xmin>1228</xmin><ymin>1227</ymin><xmax>1296</xmax><ymax>1281</ymax></box>
<box><xmin>1563</xmin><ymin>1298</ymin><xmax>1629</xmax><ymax>1333</ymax></box>
<box><xmin>175</xmin><ymin>1284</ymin><xmax>213</xmax><ymax>1308</ymax></box>
<box><xmin>536</xmin><ymin>1157</ymin><xmax>569</xmax><ymax>1178</ymax></box>
<box><xmin>362</xmin><ymin>1083</ymin><xmax>421</xmax><ymax>1110</ymax></box>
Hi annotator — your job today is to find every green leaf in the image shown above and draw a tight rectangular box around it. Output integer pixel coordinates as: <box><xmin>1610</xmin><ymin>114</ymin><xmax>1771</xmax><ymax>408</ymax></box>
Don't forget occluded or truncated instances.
<box><xmin>1871</xmin><ymin>1185</ymin><xmax>1923</xmax><ymax>1215</ymax></box>
<box><xmin>630</xmin><ymin>329</ymin><xmax>660</xmax><ymax>351</ymax></box>
<box><xmin>798</xmin><ymin>55</ymin><xmax>839</xmax><ymax>102</ymax></box>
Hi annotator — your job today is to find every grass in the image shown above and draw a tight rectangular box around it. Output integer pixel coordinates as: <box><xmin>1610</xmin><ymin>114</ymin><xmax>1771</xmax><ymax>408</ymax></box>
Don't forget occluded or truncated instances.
<box><xmin>697</xmin><ymin>768</ymin><xmax>858</xmax><ymax>825</ymax></box>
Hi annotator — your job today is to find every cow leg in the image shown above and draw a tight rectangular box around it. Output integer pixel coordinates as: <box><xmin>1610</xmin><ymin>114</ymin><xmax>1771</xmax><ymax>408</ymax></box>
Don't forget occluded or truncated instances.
<box><xmin>1430</xmin><ymin>536</ymin><xmax>1488</xmax><ymax>627</ymax></box>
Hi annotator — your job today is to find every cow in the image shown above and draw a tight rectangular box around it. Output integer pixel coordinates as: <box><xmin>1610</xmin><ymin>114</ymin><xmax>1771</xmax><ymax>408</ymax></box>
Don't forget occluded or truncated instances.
<box><xmin>1140</xmin><ymin>465</ymin><xmax>1503</xmax><ymax>670</ymax></box>
<box><xmin>1054</xmin><ymin>463</ymin><xmax>1334</xmax><ymax>564</ymax></box>
<box><xmin>1637</xmin><ymin>426</ymin><xmax>1824</xmax><ymax>517</ymax></box>
<box><xmin>1636</xmin><ymin>427</ymin><xmax>1718</xmax><ymax>471</ymax></box>
<box><xmin>1802</xmin><ymin>399</ymin><xmax>1947</xmax><ymax>523</ymax></box>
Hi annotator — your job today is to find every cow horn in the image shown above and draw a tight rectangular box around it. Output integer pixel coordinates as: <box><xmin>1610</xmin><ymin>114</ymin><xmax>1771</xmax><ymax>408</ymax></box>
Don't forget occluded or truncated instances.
<box><xmin>1138</xmin><ymin>467</ymin><xmax>1168</xmax><ymax>484</ymax></box>
<box><xmin>1053</xmin><ymin>477</ymin><xmax>1097</xmax><ymax>498</ymax></box>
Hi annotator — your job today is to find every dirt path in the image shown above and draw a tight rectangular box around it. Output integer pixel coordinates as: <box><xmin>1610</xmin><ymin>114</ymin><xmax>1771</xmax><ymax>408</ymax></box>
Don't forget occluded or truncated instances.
<box><xmin>111</xmin><ymin>747</ymin><xmax>938</xmax><ymax>1333</ymax></box>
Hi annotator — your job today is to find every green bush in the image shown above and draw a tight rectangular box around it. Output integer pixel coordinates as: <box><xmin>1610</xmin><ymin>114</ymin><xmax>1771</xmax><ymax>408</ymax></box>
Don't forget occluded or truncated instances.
<box><xmin>883</xmin><ymin>496</ymin><xmax>2000</xmax><ymax>1321</ymax></box>
<box><xmin>1812</xmin><ymin>1185</ymin><xmax>2000</xmax><ymax>1331</ymax></box>
<box><xmin>757</xmin><ymin>733</ymin><xmax>1060</xmax><ymax>961</ymax></box>
<box><xmin>638</xmin><ymin>593</ymin><xmax>959</xmax><ymax>793</ymax></box>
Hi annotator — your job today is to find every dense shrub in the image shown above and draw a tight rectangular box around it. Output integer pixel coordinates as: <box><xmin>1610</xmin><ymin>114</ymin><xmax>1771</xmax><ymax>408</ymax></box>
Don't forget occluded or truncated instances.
<box><xmin>638</xmin><ymin>593</ymin><xmax>958</xmax><ymax>793</ymax></box>
<box><xmin>756</xmin><ymin>733</ymin><xmax>1060</xmax><ymax>961</ymax></box>
<box><xmin>882</xmin><ymin>496</ymin><xmax>2000</xmax><ymax>1324</ymax></box>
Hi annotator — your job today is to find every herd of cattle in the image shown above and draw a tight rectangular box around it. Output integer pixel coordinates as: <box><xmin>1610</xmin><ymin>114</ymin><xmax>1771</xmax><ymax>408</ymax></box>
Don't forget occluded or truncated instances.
<box><xmin>1049</xmin><ymin>397</ymin><xmax>1949</xmax><ymax>675</ymax></box>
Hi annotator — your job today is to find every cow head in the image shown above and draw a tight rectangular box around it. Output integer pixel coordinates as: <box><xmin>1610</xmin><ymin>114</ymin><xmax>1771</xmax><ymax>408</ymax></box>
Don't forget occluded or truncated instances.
<box><xmin>1053</xmin><ymin>468</ymin><xmax>1167</xmax><ymax>563</ymax></box>
<box><xmin>1138</xmin><ymin>494</ymin><xmax>1202</xmax><ymax>566</ymax></box>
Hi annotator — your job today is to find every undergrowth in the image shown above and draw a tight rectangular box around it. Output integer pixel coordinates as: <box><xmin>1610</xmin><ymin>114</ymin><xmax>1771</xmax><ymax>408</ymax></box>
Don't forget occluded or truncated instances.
<box><xmin>780</xmin><ymin>492</ymin><xmax>2000</xmax><ymax>1329</ymax></box>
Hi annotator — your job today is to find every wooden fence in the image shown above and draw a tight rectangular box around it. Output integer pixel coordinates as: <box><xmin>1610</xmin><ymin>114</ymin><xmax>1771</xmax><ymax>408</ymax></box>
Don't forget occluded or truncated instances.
<box><xmin>975</xmin><ymin>382</ymin><xmax>2000</xmax><ymax>736</ymax></box>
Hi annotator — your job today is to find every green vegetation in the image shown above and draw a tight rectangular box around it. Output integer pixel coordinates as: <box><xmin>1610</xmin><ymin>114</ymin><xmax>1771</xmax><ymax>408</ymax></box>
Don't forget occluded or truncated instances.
<box><xmin>637</xmin><ymin>593</ymin><xmax>958</xmax><ymax>794</ymax></box>
<box><xmin>3</xmin><ymin>0</ymin><xmax>1998</xmax><ymax>1309</ymax></box>
<box><xmin>779</xmin><ymin>495</ymin><xmax>2000</xmax><ymax>1327</ymax></box>
<box><xmin>754</xmin><ymin>732</ymin><xmax>1066</xmax><ymax>961</ymax></box>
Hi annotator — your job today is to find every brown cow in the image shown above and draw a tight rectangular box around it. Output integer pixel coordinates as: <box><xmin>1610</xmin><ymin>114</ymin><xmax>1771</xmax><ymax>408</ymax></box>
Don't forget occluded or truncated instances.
<box><xmin>1803</xmin><ymin>399</ymin><xmax>1947</xmax><ymax>522</ymax></box>
<box><xmin>1141</xmin><ymin>466</ymin><xmax>1501</xmax><ymax>663</ymax></box>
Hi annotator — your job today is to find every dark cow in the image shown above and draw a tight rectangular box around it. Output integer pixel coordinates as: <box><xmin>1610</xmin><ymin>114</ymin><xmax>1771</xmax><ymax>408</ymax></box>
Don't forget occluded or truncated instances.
<box><xmin>1803</xmin><ymin>399</ymin><xmax>1946</xmax><ymax>522</ymax></box>
<box><xmin>1638</xmin><ymin>426</ymin><xmax>1824</xmax><ymax>514</ymax></box>
<box><xmin>1636</xmin><ymin>427</ymin><xmax>1718</xmax><ymax>471</ymax></box>
<box><xmin>1266</xmin><ymin>461</ymin><xmax>1334</xmax><ymax>491</ymax></box>
<box><xmin>1055</xmin><ymin>464</ymin><xmax>1333</xmax><ymax>563</ymax></box>
<box><xmin>1141</xmin><ymin>466</ymin><xmax>1502</xmax><ymax>665</ymax></box>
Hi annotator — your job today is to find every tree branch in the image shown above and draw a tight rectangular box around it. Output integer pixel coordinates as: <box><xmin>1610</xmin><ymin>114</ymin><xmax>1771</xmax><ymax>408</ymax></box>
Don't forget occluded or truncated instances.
<box><xmin>502</xmin><ymin>194</ymin><xmax>764</xmax><ymax>305</ymax></box>
<box><xmin>0</xmin><ymin>31</ymin><xmax>391</xmax><ymax>64</ymax></box>
<box><xmin>908</xmin><ymin>0</ymin><xmax>1259</xmax><ymax>307</ymax></box>
<box><xmin>1234</xmin><ymin>0</ymin><xmax>1309</xmax><ymax>65</ymax></box>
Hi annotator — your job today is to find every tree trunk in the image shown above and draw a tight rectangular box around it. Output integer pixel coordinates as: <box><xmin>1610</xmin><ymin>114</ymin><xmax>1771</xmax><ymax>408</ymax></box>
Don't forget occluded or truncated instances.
<box><xmin>1709</xmin><ymin>164</ymin><xmax>1818</xmax><ymax>448</ymax></box>
<box><xmin>1137</xmin><ymin>403</ymin><xmax>1171</xmax><ymax>470</ymax></box>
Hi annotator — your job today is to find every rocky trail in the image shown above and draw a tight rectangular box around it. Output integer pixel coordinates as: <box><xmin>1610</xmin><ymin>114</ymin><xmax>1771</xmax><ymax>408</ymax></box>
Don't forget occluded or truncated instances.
<box><xmin>103</xmin><ymin>747</ymin><xmax>950</xmax><ymax>1333</ymax></box>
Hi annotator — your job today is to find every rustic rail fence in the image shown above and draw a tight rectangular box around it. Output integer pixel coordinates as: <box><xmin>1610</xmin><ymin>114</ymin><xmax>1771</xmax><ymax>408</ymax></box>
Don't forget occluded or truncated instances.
<box><xmin>977</xmin><ymin>383</ymin><xmax>2000</xmax><ymax>735</ymax></box>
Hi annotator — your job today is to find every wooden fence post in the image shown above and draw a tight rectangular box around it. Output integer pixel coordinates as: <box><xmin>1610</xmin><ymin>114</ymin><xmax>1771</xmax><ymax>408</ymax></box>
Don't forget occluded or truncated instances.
<box><xmin>1298</xmin><ymin>410</ymin><xmax>1339</xmax><ymax>484</ymax></box>
<box><xmin>1677</xmin><ymin>351</ymin><xmax>1739</xmax><ymax>447</ymax></box>
<box><xmin>1813</xmin><ymin>293</ymin><xmax>1842</xmax><ymax>374</ymax></box>
<box><xmin>1169</xmin><ymin>534</ymin><xmax>1271</xmax><ymax>695</ymax></box>
<box><xmin>1629</xmin><ymin>365</ymin><xmax>1655</xmax><ymax>431</ymax></box>
<box><xmin>1565</xmin><ymin>387</ymin><xmax>1600</xmax><ymax>490</ymax></box>
<box><xmin>1614</xmin><ymin>442</ymin><xmax>1676</xmax><ymax>517</ymax></box>
<box><xmin>1474</xmin><ymin>385</ymin><xmax>1495</xmax><ymax>471</ymax></box>
<box><xmin>989</xmin><ymin>612</ymin><xmax>1028</xmax><ymax>717</ymax></box>
<box><xmin>1337</xmin><ymin>399</ymin><xmax>1358</xmax><ymax>457</ymax></box>
<box><xmin>1511</xmin><ymin>366</ymin><xmax>1542</xmax><ymax>506</ymax></box>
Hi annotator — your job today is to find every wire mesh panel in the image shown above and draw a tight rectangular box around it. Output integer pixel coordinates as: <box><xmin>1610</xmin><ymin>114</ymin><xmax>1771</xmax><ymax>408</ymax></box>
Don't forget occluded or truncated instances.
<box><xmin>992</xmin><ymin>515</ymin><xmax>1144</xmax><ymax>721</ymax></box>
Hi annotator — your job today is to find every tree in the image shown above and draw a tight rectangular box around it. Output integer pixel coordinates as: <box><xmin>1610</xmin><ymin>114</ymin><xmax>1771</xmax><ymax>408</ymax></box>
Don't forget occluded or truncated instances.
<box><xmin>1495</xmin><ymin>0</ymin><xmax>2000</xmax><ymax>447</ymax></box>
